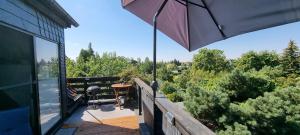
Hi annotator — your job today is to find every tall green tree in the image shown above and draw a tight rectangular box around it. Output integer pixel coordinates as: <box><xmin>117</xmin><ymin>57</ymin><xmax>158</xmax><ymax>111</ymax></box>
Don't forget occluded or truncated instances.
<box><xmin>157</xmin><ymin>65</ymin><xmax>173</xmax><ymax>82</ymax></box>
<box><xmin>139</xmin><ymin>57</ymin><xmax>153</xmax><ymax>74</ymax></box>
<box><xmin>78</xmin><ymin>42</ymin><xmax>95</xmax><ymax>62</ymax></box>
<box><xmin>281</xmin><ymin>40</ymin><xmax>300</xmax><ymax>75</ymax></box>
<box><xmin>192</xmin><ymin>48</ymin><xmax>231</xmax><ymax>73</ymax></box>
<box><xmin>170</xmin><ymin>59</ymin><xmax>181</xmax><ymax>66</ymax></box>
<box><xmin>66</xmin><ymin>57</ymin><xmax>77</xmax><ymax>77</ymax></box>
<box><xmin>235</xmin><ymin>51</ymin><xmax>280</xmax><ymax>71</ymax></box>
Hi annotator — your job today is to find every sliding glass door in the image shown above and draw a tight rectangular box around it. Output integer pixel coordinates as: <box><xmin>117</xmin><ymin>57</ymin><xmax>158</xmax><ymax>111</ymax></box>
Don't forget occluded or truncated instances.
<box><xmin>35</xmin><ymin>37</ymin><xmax>61</xmax><ymax>134</ymax></box>
<box><xmin>0</xmin><ymin>24</ymin><xmax>63</xmax><ymax>135</ymax></box>
<box><xmin>0</xmin><ymin>25</ymin><xmax>38</xmax><ymax>134</ymax></box>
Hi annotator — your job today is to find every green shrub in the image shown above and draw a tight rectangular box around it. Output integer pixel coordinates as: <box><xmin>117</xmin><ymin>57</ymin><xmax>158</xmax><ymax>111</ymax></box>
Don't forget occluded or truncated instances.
<box><xmin>218</xmin><ymin>69</ymin><xmax>275</xmax><ymax>102</ymax></box>
<box><xmin>166</xmin><ymin>92</ymin><xmax>183</xmax><ymax>102</ymax></box>
<box><xmin>160</xmin><ymin>82</ymin><xmax>177</xmax><ymax>95</ymax></box>
<box><xmin>118</xmin><ymin>66</ymin><xmax>140</xmax><ymax>84</ymax></box>
<box><xmin>223</xmin><ymin>86</ymin><xmax>300</xmax><ymax>135</ymax></box>
<box><xmin>184</xmin><ymin>85</ymin><xmax>230</xmax><ymax>130</ymax></box>
<box><xmin>218</xmin><ymin>122</ymin><xmax>252</xmax><ymax>135</ymax></box>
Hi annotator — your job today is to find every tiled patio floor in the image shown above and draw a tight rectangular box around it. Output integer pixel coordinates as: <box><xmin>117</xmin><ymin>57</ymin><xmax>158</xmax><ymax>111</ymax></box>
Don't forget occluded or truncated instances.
<box><xmin>56</xmin><ymin>104</ymin><xmax>139</xmax><ymax>135</ymax></box>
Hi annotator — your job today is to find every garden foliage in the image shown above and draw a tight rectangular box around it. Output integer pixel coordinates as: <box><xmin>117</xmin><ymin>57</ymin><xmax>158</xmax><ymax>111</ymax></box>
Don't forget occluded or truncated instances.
<box><xmin>67</xmin><ymin>41</ymin><xmax>300</xmax><ymax>135</ymax></box>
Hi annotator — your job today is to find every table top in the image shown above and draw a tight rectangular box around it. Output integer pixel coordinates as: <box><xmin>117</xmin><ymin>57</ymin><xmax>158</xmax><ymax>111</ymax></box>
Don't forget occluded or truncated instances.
<box><xmin>111</xmin><ymin>83</ymin><xmax>132</xmax><ymax>88</ymax></box>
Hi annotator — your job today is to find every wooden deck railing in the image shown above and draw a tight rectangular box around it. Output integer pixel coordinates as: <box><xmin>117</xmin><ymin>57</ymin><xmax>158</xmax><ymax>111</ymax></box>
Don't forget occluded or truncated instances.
<box><xmin>67</xmin><ymin>77</ymin><xmax>120</xmax><ymax>103</ymax></box>
<box><xmin>134</xmin><ymin>78</ymin><xmax>215</xmax><ymax>135</ymax></box>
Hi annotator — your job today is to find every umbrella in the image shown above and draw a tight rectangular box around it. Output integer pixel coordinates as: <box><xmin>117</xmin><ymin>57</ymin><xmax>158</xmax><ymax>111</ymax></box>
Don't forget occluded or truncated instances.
<box><xmin>122</xmin><ymin>0</ymin><xmax>300</xmax><ymax>51</ymax></box>
<box><xmin>121</xmin><ymin>1</ymin><xmax>300</xmax><ymax>133</ymax></box>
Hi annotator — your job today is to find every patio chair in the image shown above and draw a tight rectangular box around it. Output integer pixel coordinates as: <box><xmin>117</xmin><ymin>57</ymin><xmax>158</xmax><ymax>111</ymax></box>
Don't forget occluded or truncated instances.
<box><xmin>0</xmin><ymin>107</ymin><xmax>32</xmax><ymax>135</ymax></box>
<box><xmin>66</xmin><ymin>87</ymin><xmax>84</xmax><ymax>114</ymax></box>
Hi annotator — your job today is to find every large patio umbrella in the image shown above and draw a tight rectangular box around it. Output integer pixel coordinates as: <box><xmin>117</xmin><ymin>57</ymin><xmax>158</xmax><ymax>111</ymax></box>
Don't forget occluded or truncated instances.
<box><xmin>121</xmin><ymin>0</ymin><xmax>300</xmax><ymax>133</ymax></box>
<box><xmin>123</xmin><ymin>0</ymin><xmax>300</xmax><ymax>51</ymax></box>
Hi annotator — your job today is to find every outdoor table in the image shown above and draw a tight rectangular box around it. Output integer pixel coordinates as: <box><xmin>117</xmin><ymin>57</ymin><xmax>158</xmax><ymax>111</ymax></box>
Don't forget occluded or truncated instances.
<box><xmin>111</xmin><ymin>83</ymin><xmax>132</xmax><ymax>107</ymax></box>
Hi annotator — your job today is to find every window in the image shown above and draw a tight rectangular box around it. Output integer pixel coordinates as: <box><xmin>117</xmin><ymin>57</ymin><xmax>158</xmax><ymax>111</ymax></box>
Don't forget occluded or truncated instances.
<box><xmin>35</xmin><ymin>37</ymin><xmax>61</xmax><ymax>134</ymax></box>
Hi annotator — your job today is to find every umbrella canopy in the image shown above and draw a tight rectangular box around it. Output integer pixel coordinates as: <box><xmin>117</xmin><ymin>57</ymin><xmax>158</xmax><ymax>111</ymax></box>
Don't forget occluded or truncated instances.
<box><xmin>122</xmin><ymin>0</ymin><xmax>300</xmax><ymax>51</ymax></box>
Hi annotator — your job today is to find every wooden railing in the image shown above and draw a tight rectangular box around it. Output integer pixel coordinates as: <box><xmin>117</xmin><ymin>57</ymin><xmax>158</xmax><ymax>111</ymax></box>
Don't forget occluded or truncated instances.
<box><xmin>67</xmin><ymin>77</ymin><xmax>120</xmax><ymax>103</ymax></box>
<box><xmin>134</xmin><ymin>78</ymin><xmax>215</xmax><ymax>135</ymax></box>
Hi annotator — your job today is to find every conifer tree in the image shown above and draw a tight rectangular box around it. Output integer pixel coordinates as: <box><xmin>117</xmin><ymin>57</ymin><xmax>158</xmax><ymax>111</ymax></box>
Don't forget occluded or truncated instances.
<box><xmin>281</xmin><ymin>40</ymin><xmax>300</xmax><ymax>75</ymax></box>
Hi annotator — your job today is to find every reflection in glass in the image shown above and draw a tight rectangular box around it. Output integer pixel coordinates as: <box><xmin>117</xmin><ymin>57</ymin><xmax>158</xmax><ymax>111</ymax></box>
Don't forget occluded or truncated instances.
<box><xmin>35</xmin><ymin>37</ymin><xmax>61</xmax><ymax>134</ymax></box>
<box><xmin>0</xmin><ymin>25</ymin><xmax>35</xmax><ymax>133</ymax></box>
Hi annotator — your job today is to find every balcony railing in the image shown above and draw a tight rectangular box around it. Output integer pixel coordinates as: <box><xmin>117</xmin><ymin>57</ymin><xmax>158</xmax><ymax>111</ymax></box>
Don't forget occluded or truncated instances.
<box><xmin>67</xmin><ymin>77</ymin><xmax>120</xmax><ymax>103</ymax></box>
<box><xmin>134</xmin><ymin>78</ymin><xmax>215</xmax><ymax>135</ymax></box>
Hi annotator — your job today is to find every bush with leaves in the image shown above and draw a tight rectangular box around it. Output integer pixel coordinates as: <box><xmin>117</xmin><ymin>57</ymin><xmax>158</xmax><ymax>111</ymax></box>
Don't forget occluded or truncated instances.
<box><xmin>160</xmin><ymin>82</ymin><xmax>177</xmax><ymax>95</ymax></box>
<box><xmin>184</xmin><ymin>84</ymin><xmax>230</xmax><ymax>130</ymax></box>
<box><xmin>221</xmin><ymin>86</ymin><xmax>300</xmax><ymax>135</ymax></box>
<box><xmin>157</xmin><ymin>65</ymin><xmax>174</xmax><ymax>82</ymax></box>
<box><xmin>218</xmin><ymin>69</ymin><xmax>275</xmax><ymax>102</ymax></box>
<box><xmin>218</xmin><ymin>122</ymin><xmax>252</xmax><ymax>135</ymax></box>
<box><xmin>118</xmin><ymin>66</ymin><xmax>140</xmax><ymax>84</ymax></box>
<box><xmin>166</xmin><ymin>92</ymin><xmax>183</xmax><ymax>102</ymax></box>
<box><xmin>159</xmin><ymin>82</ymin><xmax>183</xmax><ymax>102</ymax></box>
<box><xmin>173</xmin><ymin>70</ymin><xmax>191</xmax><ymax>89</ymax></box>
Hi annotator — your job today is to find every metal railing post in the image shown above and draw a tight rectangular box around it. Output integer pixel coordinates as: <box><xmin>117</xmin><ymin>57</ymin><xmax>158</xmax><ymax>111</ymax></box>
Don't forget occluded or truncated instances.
<box><xmin>84</xmin><ymin>78</ymin><xmax>88</xmax><ymax>104</ymax></box>
<box><xmin>137</xmin><ymin>85</ymin><xmax>142</xmax><ymax>115</ymax></box>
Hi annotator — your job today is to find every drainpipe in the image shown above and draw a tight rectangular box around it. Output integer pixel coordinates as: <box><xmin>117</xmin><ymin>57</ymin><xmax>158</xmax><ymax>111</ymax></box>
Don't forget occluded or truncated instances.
<box><xmin>151</xmin><ymin>0</ymin><xmax>168</xmax><ymax>134</ymax></box>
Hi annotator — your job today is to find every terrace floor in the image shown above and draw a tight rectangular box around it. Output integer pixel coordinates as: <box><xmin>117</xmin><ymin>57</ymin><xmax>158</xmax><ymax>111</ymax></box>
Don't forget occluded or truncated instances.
<box><xmin>56</xmin><ymin>103</ymin><xmax>141</xmax><ymax>135</ymax></box>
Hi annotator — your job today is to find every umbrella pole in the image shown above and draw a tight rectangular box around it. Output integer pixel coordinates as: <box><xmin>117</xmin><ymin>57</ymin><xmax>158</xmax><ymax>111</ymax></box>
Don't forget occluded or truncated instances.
<box><xmin>151</xmin><ymin>0</ymin><xmax>168</xmax><ymax>134</ymax></box>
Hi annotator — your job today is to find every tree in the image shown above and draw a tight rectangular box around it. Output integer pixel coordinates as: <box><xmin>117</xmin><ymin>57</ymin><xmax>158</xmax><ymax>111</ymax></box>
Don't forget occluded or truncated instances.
<box><xmin>218</xmin><ymin>69</ymin><xmax>275</xmax><ymax>102</ymax></box>
<box><xmin>170</xmin><ymin>59</ymin><xmax>181</xmax><ymax>66</ymax></box>
<box><xmin>78</xmin><ymin>42</ymin><xmax>95</xmax><ymax>62</ymax></box>
<box><xmin>139</xmin><ymin>57</ymin><xmax>153</xmax><ymax>74</ymax></box>
<box><xmin>184</xmin><ymin>85</ymin><xmax>230</xmax><ymax>130</ymax></box>
<box><xmin>157</xmin><ymin>65</ymin><xmax>174</xmax><ymax>82</ymax></box>
<box><xmin>224</xmin><ymin>86</ymin><xmax>300</xmax><ymax>135</ymax></box>
<box><xmin>118</xmin><ymin>66</ymin><xmax>140</xmax><ymax>84</ymax></box>
<box><xmin>66</xmin><ymin>57</ymin><xmax>76</xmax><ymax>77</ymax></box>
<box><xmin>192</xmin><ymin>48</ymin><xmax>231</xmax><ymax>73</ymax></box>
<box><xmin>235</xmin><ymin>51</ymin><xmax>280</xmax><ymax>71</ymax></box>
<box><xmin>174</xmin><ymin>70</ymin><xmax>191</xmax><ymax>89</ymax></box>
<box><xmin>281</xmin><ymin>40</ymin><xmax>300</xmax><ymax>75</ymax></box>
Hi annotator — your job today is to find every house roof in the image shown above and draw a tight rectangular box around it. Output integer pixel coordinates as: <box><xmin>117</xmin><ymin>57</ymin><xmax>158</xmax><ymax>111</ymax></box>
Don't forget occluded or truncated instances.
<box><xmin>24</xmin><ymin>0</ymin><xmax>79</xmax><ymax>28</ymax></box>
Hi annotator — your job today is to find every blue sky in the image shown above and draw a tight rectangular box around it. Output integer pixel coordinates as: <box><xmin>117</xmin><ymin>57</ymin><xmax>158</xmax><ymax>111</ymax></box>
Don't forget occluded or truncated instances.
<box><xmin>57</xmin><ymin>0</ymin><xmax>300</xmax><ymax>62</ymax></box>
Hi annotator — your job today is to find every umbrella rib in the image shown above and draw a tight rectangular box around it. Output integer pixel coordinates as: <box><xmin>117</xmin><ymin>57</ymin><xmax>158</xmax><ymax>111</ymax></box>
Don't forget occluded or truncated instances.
<box><xmin>175</xmin><ymin>0</ymin><xmax>206</xmax><ymax>9</ymax></box>
<box><xmin>175</xmin><ymin>0</ymin><xmax>186</xmax><ymax>6</ymax></box>
<box><xmin>186</xmin><ymin>0</ymin><xmax>191</xmax><ymax>51</ymax></box>
<box><xmin>187</xmin><ymin>1</ymin><xmax>206</xmax><ymax>9</ymax></box>
<box><xmin>176</xmin><ymin>0</ymin><xmax>226</xmax><ymax>39</ymax></box>
<box><xmin>201</xmin><ymin>0</ymin><xmax>226</xmax><ymax>38</ymax></box>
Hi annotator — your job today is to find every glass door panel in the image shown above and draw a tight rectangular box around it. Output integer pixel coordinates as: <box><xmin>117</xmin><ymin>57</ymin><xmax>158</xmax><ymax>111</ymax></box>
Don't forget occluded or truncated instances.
<box><xmin>35</xmin><ymin>37</ymin><xmax>61</xmax><ymax>134</ymax></box>
<box><xmin>0</xmin><ymin>25</ymin><xmax>36</xmax><ymax>134</ymax></box>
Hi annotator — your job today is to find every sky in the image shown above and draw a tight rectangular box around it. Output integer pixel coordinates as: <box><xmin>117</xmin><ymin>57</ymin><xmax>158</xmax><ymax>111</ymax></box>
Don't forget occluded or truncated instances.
<box><xmin>57</xmin><ymin>0</ymin><xmax>300</xmax><ymax>62</ymax></box>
